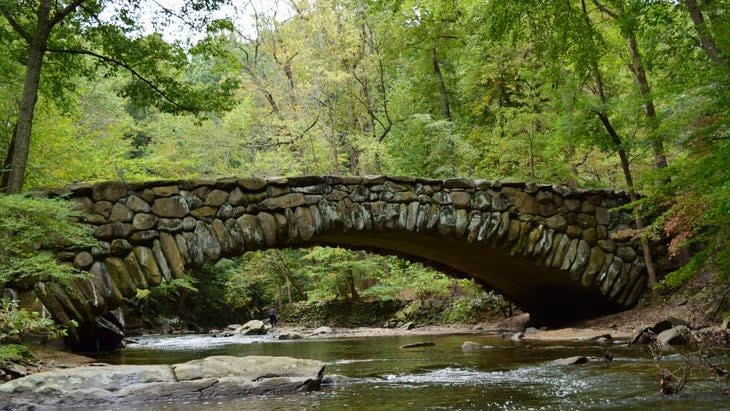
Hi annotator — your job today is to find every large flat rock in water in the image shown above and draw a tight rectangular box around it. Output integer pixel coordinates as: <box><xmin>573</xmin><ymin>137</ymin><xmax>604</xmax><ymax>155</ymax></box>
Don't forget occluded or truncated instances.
<box><xmin>0</xmin><ymin>355</ymin><xmax>325</xmax><ymax>410</ymax></box>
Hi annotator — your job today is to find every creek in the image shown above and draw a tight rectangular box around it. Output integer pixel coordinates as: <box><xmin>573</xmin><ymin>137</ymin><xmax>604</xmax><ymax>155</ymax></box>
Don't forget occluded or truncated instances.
<box><xmin>85</xmin><ymin>332</ymin><xmax>730</xmax><ymax>411</ymax></box>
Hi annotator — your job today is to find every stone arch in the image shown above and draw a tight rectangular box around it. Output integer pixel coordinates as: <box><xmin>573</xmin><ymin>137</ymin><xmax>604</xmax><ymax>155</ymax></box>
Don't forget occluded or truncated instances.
<box><xmin>28</xmin><ymin>175</ymin><xmax>672</xmax><ymax>347</ymax></box>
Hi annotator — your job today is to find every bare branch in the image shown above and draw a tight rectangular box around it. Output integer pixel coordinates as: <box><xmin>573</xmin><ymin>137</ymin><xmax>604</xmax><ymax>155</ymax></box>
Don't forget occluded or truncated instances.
<box><xmin>0</xmin><ymin>6</ymin><xmax>32</xmax><ymax>43</ymax></box>
<box><xmin>238</xmin><ymin>46</ymin><xmax>250</xmax><ymax>65</ymax></box>
<box><xmin>287</xmin><ymin>0</ymin><xmax>300</xmax><ymax>15</ymax></box>
<box><xmin>149</xmin><ymin>0</ymin><xmax>217</xmax><ymax>32</ymax></box>
<box><xmin>247</xmin><ymin>0</ymin><xmax>261</xmax><ymax>70</ymax></box>
<box><xmin>49</xmin><ymin>0</ymin><xmax>83</xmax><ymax>28</ymax></box>
<box><xmin>241</xmin><ymin>117</ymin><xmax>316</xmax><ymax>151</ymax></box>
<box><xmin>296</xmin><ymin>117</ymin><xmax>319</xmax><ymax>141</ymax></box>
<box><xmin>152</xmin><ymin>0</ymin><xmax>188</xmax><ymax>22</ymax></box>
<box><xmin>46</xmin><ymin>47</ymin><xmax>195</xmax><ymax>112</ymax></box>
<box><xmin>376</xmin><ymin>59</ymin><xmax>393</xmax><ymax>142</ymax></box>
<box><xmin>256</xmin><ymin>86</ymin><xmax>281</xmax><ymax>114</ymax></box>
<box><xmin>591</xmin><ymin>0</ymin><xmax>619</xmax><ymax>20</ymax></box>
<box><xmin>79</xmin><ymin>3</ymin><xmax>104</xmax><ymax>26</ymax></box>
<box><xmin>684</xmin><ymin>0</ymin><xmax>726</xmax><ymax>66</ymax></box>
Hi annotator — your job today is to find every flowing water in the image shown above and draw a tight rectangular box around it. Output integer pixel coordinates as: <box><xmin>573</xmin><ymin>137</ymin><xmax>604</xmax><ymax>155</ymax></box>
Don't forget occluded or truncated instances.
<box><xmin>89</xmin><ymin>332</ymin><xmax>730</xmax><ymax>410</ymax></box>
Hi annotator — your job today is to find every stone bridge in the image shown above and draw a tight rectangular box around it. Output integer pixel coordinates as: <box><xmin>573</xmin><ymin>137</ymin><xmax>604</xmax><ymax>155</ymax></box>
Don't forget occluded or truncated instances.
<box><xmin>29</xmin><ymin>175</ymin><xmax>671</xmax><ymax>347</ymax></box>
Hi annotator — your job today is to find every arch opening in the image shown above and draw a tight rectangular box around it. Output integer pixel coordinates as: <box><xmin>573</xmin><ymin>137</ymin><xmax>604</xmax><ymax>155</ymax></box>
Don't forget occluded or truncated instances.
<box><xmin>296</xmin><ymin>230</ymin><xmax>623</xmax><ymax>324</ymax></box>
<box><xmin>122</xmin><ymin>244</ymin><xmax>519</xmax><ymax>337</ymax></box>
<box><xmin>123</xmin><ymin>229</ymin><xmax>623</xmax><ymax>333</ymax></box>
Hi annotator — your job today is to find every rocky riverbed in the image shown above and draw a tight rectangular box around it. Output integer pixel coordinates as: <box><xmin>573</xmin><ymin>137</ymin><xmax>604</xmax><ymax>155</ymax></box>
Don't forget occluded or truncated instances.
<box><xmin>5</xmin><ymin>278</ymin><xmax>730</xmax><ymax>409</ymax></box>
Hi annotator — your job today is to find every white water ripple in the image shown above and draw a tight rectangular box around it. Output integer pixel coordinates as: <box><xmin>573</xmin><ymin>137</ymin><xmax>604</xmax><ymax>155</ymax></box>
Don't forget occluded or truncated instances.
<box><xmin>124</xmin><ymin>333</ymin><xmax>273</xmax><ymax>350</ymax></box>
<box><xmin>375</xmin><ymin>365</ymin><xmax>591</xmax><ymax>398</ymax></box>
<box><xmin>329</xmin><ymin>358</ymin><xmax>379</xmax><ymax>365</ymax></box>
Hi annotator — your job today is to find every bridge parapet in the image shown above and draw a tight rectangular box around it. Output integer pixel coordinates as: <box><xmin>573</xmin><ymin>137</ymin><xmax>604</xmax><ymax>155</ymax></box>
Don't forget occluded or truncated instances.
<box><xmin>26</xmin><ymin>175</ymin><xmax>670</xmax><ymax>345</ymax></box>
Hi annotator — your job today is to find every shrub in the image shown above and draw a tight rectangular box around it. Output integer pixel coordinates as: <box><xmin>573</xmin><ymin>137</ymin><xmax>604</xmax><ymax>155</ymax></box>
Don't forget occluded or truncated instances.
<box><xmin>0</xmin><ymin>194</ymin><xmax>96</xmax><ymax>289</ymax></box>
<box><xmin>441</xmin><ymin>296</ymin><xmax>485</xmax><ymax>324</ymax></box>
<box><xmin>0</xmin><ymin>343</ymin><xmax>33</xmax><ymax>363</ymax></box>
<box><xmin>0</xmin><ymin>300</ymin><xmax>71</xmax><ymax>342</ymax></box>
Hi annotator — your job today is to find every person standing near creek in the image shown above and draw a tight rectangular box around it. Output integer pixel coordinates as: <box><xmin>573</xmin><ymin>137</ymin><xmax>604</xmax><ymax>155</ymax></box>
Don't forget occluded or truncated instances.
<box><xmin>268</xmin><ymin>305</ymin><xmax>277</xmax><ymax>327</ymax></box>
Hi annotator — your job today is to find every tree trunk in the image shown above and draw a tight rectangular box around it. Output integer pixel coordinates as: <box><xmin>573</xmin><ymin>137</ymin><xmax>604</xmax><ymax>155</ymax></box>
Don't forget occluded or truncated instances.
<box><xmin>590</xmin><ymin>0</ymin><xmax>668</xmax><ymax>169</ymax></box>
<box><xmin>276</xmin><ymin>254</ymin><xmax>307</xmax><ymax>299</ymax></box>
<box><xmin>596</xmin><ymin>110</ymin><xmax>659</xmax><ymax>297</ymax></box>
<box><xmin>277</xmin><ymin>282</ymin><xmax>282</xmax><ymax>311</ymax></box>
<box><xmin>527</xmin><ymin>131</ymin><xmax>536</xmax><ymax>181</ymax></box>
<box><xmin>5</xmin><ymin>0</ymin><xmax>53</xmax><ymax>194</ymax></box>
<box><xmin>582</xmin><ymin>0</ymin><xmax>659</xmax><ymax>294</ymax></box>
<box><xmin>626</xmin><ymin>32</ymin><xmax>667</xmax><ymax>170</ymax></box>
<box><xmin>347</xmin><ymin>270</ymin><xmax>359</xmax><ymax>300</ymax></box>
<box><xmin>684</xmin><ymin>0</ymin><xmax>726</xmax><ymax>67</ymax></box>
<box><xmin>176</xmin><ymin>290</ymin><xmax>188</xmax><ymax>315</ymax></box>
<box><xmin>431</xmin><ymin>47</ymin><xmax>452</xmax><ymax>121</ymax></box>
<box><xmin>0</xmin><ymin>128</ymin><xmax>16</xmax><ymax>190</ymax></box>
<box><xmin>596</xmin><ymin>112</ymin><xmax>634</xmax><ymax>187</ymax></box>
<box><xmin>283</xmin><ymin>58</ymin><xmax>296</xmax><ymax>106</ymax></box>
<box><xmin>328</xmin><ymin>108</ymin><xmax>341</xmax><ymax>174</ymax></box>
<box><xmin>260</xmin><ymin>87</ymin><xmax>280</xmax><ymax>114</ymax></box>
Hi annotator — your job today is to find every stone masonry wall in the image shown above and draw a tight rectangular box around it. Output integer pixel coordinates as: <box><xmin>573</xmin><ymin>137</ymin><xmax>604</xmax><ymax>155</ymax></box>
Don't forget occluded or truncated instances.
<box><xmin>28</xmin><ymin>175</ymin><xmax>671</xmax><ymax>333</ymax></box>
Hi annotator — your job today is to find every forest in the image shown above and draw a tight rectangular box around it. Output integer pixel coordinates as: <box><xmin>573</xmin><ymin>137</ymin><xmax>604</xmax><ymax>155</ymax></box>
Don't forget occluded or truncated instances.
<box><xmin>0</xmin><ymin>0</ymin><xmax>729</xmax><ymax>333</ymax></box>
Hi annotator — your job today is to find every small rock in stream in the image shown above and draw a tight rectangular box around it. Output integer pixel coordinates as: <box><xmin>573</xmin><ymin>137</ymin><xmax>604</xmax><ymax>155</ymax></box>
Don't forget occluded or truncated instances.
<box><xmin>400</xmin><ymin>321</ymin><xmax>416</xmax><ymax>330</ymax></box>
<box><xmin>551</xmin><ymin>356</ymin><xmax>589</xmax><ymax>366</ymax></box>
<box><xmin>310</xmin><ymin>326</ymin><xmax>334</xmax><ymax>335</ymax></box>
<box><xmin>400</xmin><ymin>342</ymin><xmax>435</xmax><ymax>349</ymax></box>
<box><xmin>657</xmin><ymin>325</ymin><xmax>690</xmax><ymax>346</ymax></box>
<box><xmin>237</xmin><ymin>320</ymin><xmax>267</xmax><ymax>335</ymax></box>
<box><xmin>591</xmin><ymin>333</ymin><xmax>613</xmax><ymax>344</ymax></box>
<box><xmin>278</xmin><ymin>332</ymin><xmax>305</xmax><ymax>340</ymax></box>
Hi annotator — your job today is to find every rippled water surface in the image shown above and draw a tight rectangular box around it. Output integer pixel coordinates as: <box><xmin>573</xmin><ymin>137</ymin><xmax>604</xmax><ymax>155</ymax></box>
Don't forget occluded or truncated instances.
<box><xmin>89</xmin><ymin>332</ymin><xmax>730</xmax><ymax>410</ymax></box>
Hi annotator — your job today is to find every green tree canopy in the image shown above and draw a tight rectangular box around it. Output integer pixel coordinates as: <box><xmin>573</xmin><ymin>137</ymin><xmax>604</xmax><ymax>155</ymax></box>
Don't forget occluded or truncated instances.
<box><xmin>0</xmin><ymin>0</ymin><xmax>239</xmax><ymax>193</ymax></box>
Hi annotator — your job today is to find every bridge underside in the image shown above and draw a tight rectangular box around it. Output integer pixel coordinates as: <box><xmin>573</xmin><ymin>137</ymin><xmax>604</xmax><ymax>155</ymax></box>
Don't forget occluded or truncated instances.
<box><xmin>307</xmin><ymin>230</ymin><xmax>621</xmax><ymax>324</ymax></box>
